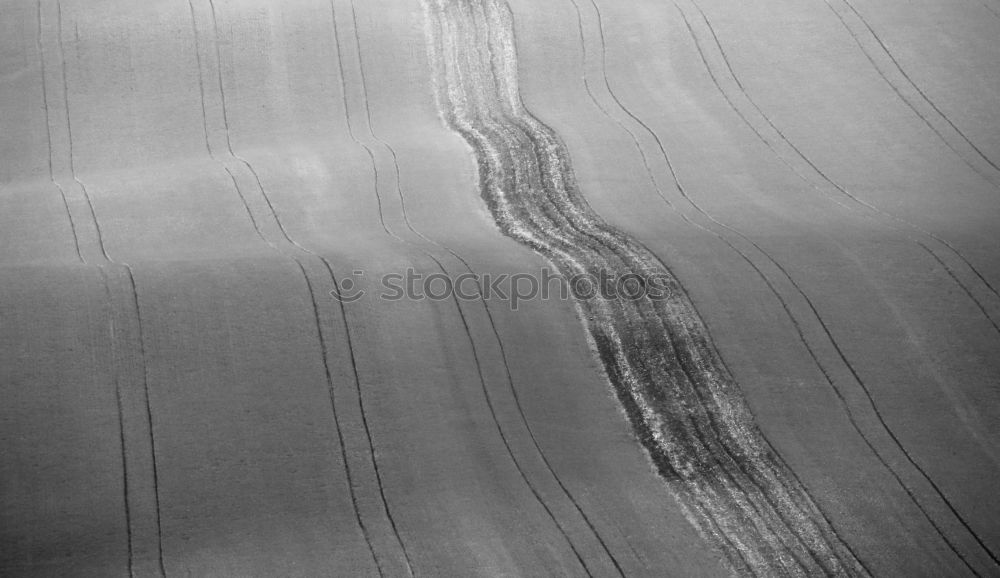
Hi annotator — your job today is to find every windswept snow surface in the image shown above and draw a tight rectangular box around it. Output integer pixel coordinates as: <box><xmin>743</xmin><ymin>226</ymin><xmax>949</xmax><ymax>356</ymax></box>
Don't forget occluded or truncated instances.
<box><xmin>2</xmin><ymin>0</ymin><xmax>999</xmax><ymax>576</ymax></box>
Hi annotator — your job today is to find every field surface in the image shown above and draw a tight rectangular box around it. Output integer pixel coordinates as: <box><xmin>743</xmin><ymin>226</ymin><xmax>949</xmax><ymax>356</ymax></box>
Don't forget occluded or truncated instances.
<box><xmin>2</xmin><ymin>0</ymin><xmax>999</xmax><ymax>576</ymax></box>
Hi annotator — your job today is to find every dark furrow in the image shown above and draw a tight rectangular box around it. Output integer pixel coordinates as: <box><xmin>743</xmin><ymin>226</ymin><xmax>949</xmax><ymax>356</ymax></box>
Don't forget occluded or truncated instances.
<box><xmin>782</xmin><ymin>252</ymin><xmax>989</xmax><ymax>575</ymax></box>
<box><xmin>677</xmin><ymin>3</ymin><xmax>858</xmax><ymax>221</ymax></box>
<box><xmin>737</xmin><ymin>234</ymin><xmax>982</xmax><ymax>576</ymax></box>
<box><xmin>688</xmin><ymin>2</ymin><xmax>871</xmax><ymax>206</ymax></box>
<box><xmin>222</xmin><ymin>167</ymin><xmax>267</xmax><ymax>242</ymax></box>
<box><xmin>568</xmin><ymin>0</ymin><xmax>876</xmax><ymax>572</ymax></box>
<box><xmin>205</xmin><ymin>0</ymin><xmax>238</xmax><ymax>158</ymax></box>
<box><xmin>556</xmin><ymin>42</ymin><xmax>807</xmax><ymax>568</ymax></box>
<box><xmin>693</xmin><ymin>241</ymin><xmax>877</xmax><ymax>572</ymax></box>
<box><xmin>189</xmin><ymin>1</ymin><xmax>383</xmax><ymax>571</ymax></box>
<box><xmin>592</xmin><ymin>2</ymin><xmax>986</xmax><ymax>574</ymax></box>
<box><xmin>452</xmin><ymin>4</ymin><xmax>628</xmax><ymax>572</ymax></box>
<box><xmin>980</xmin><ymin>0</ymin><xmax>1000</xmax><ymax>20</ymax></box>
<box><xmin>678</xmin><ymin>5</ymin><xmax>1000</xmax><ymax>563</ymax></box>
<box><xmin>99</xmin><ymin>266</ymin><xmax>135</xmax><ymax>577</ymax></box>
<box><xmin>205</xmin><ymin>0</ymin><xmax>310</xmax><ymax>253</ymax></box>
<box><xmin>840</xmin><ymin>0</ymin><xmax>1000</xmax><ymax>175</ymax></box>
<box><xmin>349</xmin><ymin>271</ymin><xmax>417</xmax><ymax>577</ymax></box>
<box><xmin>328</xmin><ymin>8</ymin><xmax>419</xmax><ymax>575</ymax></box>
<box><xmin>685</xmin><ymin>0</ymin><xmax>1000</xmax><ymax>317</ymax></box>
<box><xmin>566</xmin><ymin>1</ymin><xmax>847</xmax><ymax>573</ymax></box>
<box><xmin>671</xmin><ymin>23</ymin><xmax>1000</xmax><ymax>539</ymax></box>
<box><xmin>185</xmin><ymin>0</ymin><xmax>214</xmax><ymax>158</ymax></box>
<box><xmin>482</xmin><ymin>1</ymin><xmax>992</xmax><ymax>572</ymax></box>
<box><xmin>822</xmin><ymin>0</ymin><xmax>1000</xmax><ymax>188</ymax></box>
<box><xmin>329</xmin><ymin>255</ymin><xmax>416</xmax><ymax>574</ymax></box>
<box><xmin>425</xmin><ymin>0</ymin><xmax>874</xmax><ymax>574</ymax></box>
<box><xmin>350</xmin><ymin>1</ymin><xmax>626</xmax><ymax>573</ymax></box>
<box><xmin>335</xmin><ymin>3</ymin><xmax>601</xmax><ymax>573</ymax></box>
<box><xmin>36</xmin><ymin>0</ymin><xmax>83</xmax><ymax>263</ymax></box>
<box><xmin>670</xmin><ymin>4</ymin><xmax>849</xmax><ymax>217</ymax></box>
<box><xmin>57</xmin><ymin>4</ymin><xmax>109</xmax><ymax>263</ymax></box>
<box><xmin>921</xmin><ymin>243</ymin><xmax>1000</xmax><ymax>336</ymax></box>
<box><xmin>443</xmin><ymin>258</ymin><xmax>596</xmax><ymax>577</ymax></box>
<box><xmin>329</xmin><ymin>5</ymin><xmax>394</xmax><ymax>241</ymax></box>
<box><xmin>730</xmin><ymin>254</ymin><xmax>987</xmax><ymax>578</ymax></box>
<box><xmin>52</xmin><ymin>4</ymin><xmax>165</xmax><ymax>574</ymax></box>
<box><xmin>966</xmin><ymin>260</ymin><xmax>1000</xmax><ymax>303</ymax></box>
<box><xmin>470</xmin><ymin>267</ymin><xmax>628</xmax><ymax>576</ymax></box>
<box><xmin>123</xmin><ymin>265</ymin><xmax>167</xmax><ymax>578</ymax></box>
<box><xmin>667</xmin><ymin>14</ymin><xmax>1000</xmax><ymax>569</ymax></box>
<box><xmin>696</xmin><ymin>212</ymin><xmax>968</xmax><ymax>578</ymax></box>
<box><xmin>582</xmin><ymin>0</ymin><xmax>690</xmax><ymax>197</ymax></box>
<box><xmin>438</xmin><ymin>6</ymin><xmax>766</xmax><ymax>569</ymax></box>
<box><xmin>688</xmin><ymin>0</ymin><xmax>1000</xmax><ymax>307</ymax></box>
<box><xmin>318</xmin><ymin>256</ymin><xmax>386</xmax><ymax>578</ymax></box>
<box><xmin>295</xmin><ymin>260</ymin><xmax>382</xmax><ymax>575</ymax></box>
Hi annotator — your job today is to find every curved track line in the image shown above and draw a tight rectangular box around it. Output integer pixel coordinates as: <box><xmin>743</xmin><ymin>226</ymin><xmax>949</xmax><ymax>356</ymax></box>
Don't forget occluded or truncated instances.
<box><xmin>188</xmin><ymin>1</ymin><xmax>386</xmax><ymax>573</ymax></box>
<box><xmin>685</xmin><ymin>0</ymin><xmax>1000</xmax><ymax>329</ymax></box>
<box><xmin>971</xmin><ymin>0</ymin><xmax>1000</xmax><ymax>20</ymax></box>
<box><xmin>295</xmin><ymin>261</ymin><xmax>383</xmax><ymax>574</ymax></box>
<box><xmin>576</xmin><ymin>0</ymin><xmax>990</xmax><ymax>571</ymax></box>
<box><xmin>36</xmin><ymin>0</ymin><xmax>82</xmax><ymax>263</ymax></box>
<box><xmin>676</xmin><ymin>0</ymin><xmax>1000</xmax><ymax>458</ymax></box>
<box><xmin>96</xmin><ymin>265</ymin><xmax>135</xmax><ymax>576</ymax></box>
<box><xmin>197</xmin><ymin>1</ymin><xmax>391</xmax><ymax>573</ymax></box>
<box><xmin>349</xmin><ymin>1</ymin><xmax>626</xmax><ymax>574</ymax></box>
<box><xmin>446</xmin><ymin>3</ymin><xmax>768</xmax><ymax>569</ymax></box>
<box><xmin>335</xmin><ymin>2</ymin><xmax>612</xmax><ymax>573</ymax></box>
<box><xmin>567</xmin><ymin>0</ymin><xmax>879</xmax><ymax>573</ymax></box>
<box><xmin>565</xmin><ymin>2</ymin><xmax>856</xmax><ymax>573</ymax></box>
<box><xmin>327</xmin><ymin>10</ymin><xmax>432</xmax><ymax>575</ymax></box>
<box><xmin>823</xmin><ymin>0</ymin><xmax>1000</xmax><ymax>187</ymax></box>
<box><xmin>982</xmin><ymin>0</ymin><xmax>1000</xmax><ymax>20</ymax></box>
<box><xmin>317</xmin><ymin>255</ymin><xmax>387</xmax><ymax>576</ymax></box>
<box><xmin>685</xmin><ymin>0</ymin><xmax>1000</xmax><ymax>444</ymax></box>
<box><xmin>426</xmin><ymin>0</ymin><xmax>874</xmax><ymax>574</ymax></box>
<box><xmin>43</xmin><ymin>4</ymin><xmax>166</xmax><ymax>575</ymax></box>
<box><xmin>696</xmin><ymin>0</ymin><xmax>1000</xmax><ymax>311</ymax></box>
<box><xmin>672</xmin><ymin>3</ymin><xmax>1000</xmax><ymax>571</ymax></box>
<box><xmin>121</xmin><ymin>264</ymin><xmax>164</xmax><ymax>578</ymax></box>
<box><xmin>921</xmin><ymin>243</ymin><xmax>1000</xmax><ymax>336</ymax></box>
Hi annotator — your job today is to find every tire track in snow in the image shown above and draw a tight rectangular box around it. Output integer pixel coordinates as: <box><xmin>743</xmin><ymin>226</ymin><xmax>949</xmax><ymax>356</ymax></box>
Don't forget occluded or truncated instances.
<box><xmin>188</xmin><ymin>0</ymin><xmax>386</xmax><ymax>574</ymax></box>
<box><xmin>677</xmin><ymin>0</ymin><xmax>1000</xmax><ymax>464</ymax></box>
<box><xmin>681</xmin><ymin>0</ymin><xmax>1000</xmax><ymax>337</ymax></box>
<box><xmin>294</xmin><ymin>258</ymin><xmax>383</xmax><ymax>576</ymax></box>
<box><xmin>823</xmin><ymin>0</ymin><xmax>1000</xmax><ymax>188</ymax></box>
<box><xmin>980</xmin><ymin>0</ymin><xmax>1000</xmax><ymax>21</ymax></box>
<box><xmin>567</xmin><ymin>0</ymin><xmax>871</xmax><ymax>573</ymax></box>
<box><xmin>425</xmin><ymin>0</ymin><xmax>870</xmax><ymax>574</ymax></box>
<box><xmin>444</xmin><ymin>2</ymin><xmax>768</xmax><ymax>569</ymax></box>
<box><xmin>921</xmin><ymin>243</ymin><xmax>1000</xmax><ymax>336</ymax></box>
<box><xmin>35</xmin><ymin>0</ymin><xmax>81</xmax><ymax>263</ymax></box>
<box><xmin>572</xmin><ymin>0</ymin><xmax>993</xmax><ymax>573</ymax></box>
<box><xmin>434</xmin><ymin>3</ymin><xmax>772</xmax><ymax>571</ymax></box>
<box><xmin>40</xmin><ymin>3</ymin><xmax>165</xmax><ymax>575</ymax></box>
<box><xmin>577</xmin><ymin>1</ymin><xmax>887</xmax><ymax>573</ymax></box>
<box><xmin>672</xmin><ymin>3</ymin><xmax>1000</xmax><ymax>572</ymax></box>
<box><xmin>336</xmin><ymin>1</ymin><xmax>628</xmax><ymax>573</ymax></box>
<box><xmin>345</xmin><ymin>0</ymin><xmax>628</xmax><ymax>573</ymax></box>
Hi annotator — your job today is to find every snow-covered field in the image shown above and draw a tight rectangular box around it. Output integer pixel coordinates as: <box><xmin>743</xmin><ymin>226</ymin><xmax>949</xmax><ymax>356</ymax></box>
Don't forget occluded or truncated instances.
<box><xmin>2</xmin><ymin>0</ymin><xmax>999</xmax><ymax>575</ymax></box>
